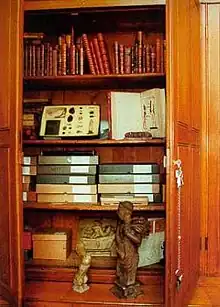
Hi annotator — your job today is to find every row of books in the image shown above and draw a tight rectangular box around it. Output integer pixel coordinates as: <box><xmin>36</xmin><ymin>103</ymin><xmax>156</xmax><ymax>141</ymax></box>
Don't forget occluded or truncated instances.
<box><xmin>23</xmin><ymin>31</ymin><xmax>165</xmax><ymax>77</ymax></box>
<box><xmin>22</xmin><ymin>155</ymin><xmax>165</xmax><ymax>204</ymax></box>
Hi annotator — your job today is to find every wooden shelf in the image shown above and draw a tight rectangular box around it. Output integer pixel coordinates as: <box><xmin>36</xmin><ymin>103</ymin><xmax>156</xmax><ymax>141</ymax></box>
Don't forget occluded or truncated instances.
<box><xmin>24</xmin><ymin>0</ymin><xmax>166</xmax><ymax>11</ymax></box>
<box><xmin>24</xmin><ymin>73</ymin><xmax>166</xmax><ymax>90</ymax></box>
<box><xmin>25</xmin><ymin>251</ymin><xmax>164</xmax><ymax>294</ymax></box>
<box><xmin>24</xmin><ymin>281</ymin><xmax>164</xmax><ymax>306</ymax></box>
<box><xmin>23</xmin><ymin>202</ymin><xmax>165</xmax><ymax>211</ymax></box>
<box><xmin>23</xmin><ymin>138</ymin><xmax>166</xmax><ymax>146</ymax></box>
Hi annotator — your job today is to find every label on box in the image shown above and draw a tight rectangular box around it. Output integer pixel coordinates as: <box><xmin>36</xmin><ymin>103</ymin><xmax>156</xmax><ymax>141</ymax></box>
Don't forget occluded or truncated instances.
<box><xmin>70</xmin><ymin>166</ymin><xmax>89</xmax><ymax>173</ymax></box>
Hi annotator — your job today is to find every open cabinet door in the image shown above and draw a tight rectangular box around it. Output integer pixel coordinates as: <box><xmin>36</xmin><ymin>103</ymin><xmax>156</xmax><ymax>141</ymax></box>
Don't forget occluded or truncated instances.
<box><xmin>0</xmin><ymin>0</ymin><xmax>23</xmax><ymax>306</ymax></box>
<box><xmin>166</xmin><ymin>0</ymin><xmax>201</xmax><ymax>306</ymax></box>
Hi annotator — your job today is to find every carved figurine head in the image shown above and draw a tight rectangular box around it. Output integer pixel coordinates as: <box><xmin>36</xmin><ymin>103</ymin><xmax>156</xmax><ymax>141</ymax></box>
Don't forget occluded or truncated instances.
<box><xmin>117</xmin><ymin>201</ymin><xmax>133</xmax><ymax>224</ymax></box>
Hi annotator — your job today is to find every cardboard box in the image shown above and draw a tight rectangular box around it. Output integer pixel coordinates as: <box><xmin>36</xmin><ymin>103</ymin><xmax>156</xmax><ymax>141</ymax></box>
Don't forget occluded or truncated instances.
<box><xmin>32</xmin><ymin>229</ymin><xmax>71</xmax><ymax>260</ymax></box>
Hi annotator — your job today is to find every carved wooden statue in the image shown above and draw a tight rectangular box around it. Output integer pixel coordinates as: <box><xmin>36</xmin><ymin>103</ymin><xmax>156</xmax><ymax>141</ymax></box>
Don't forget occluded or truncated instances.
<box><xmin>72</xmin><ymin>242</ymin><xmax>91</xmax><ymax>293</ymax></box>
<box><xmin>111</xmin><ymin>201</ymin><xmax>147</xmax><ymax>299</ymax></box>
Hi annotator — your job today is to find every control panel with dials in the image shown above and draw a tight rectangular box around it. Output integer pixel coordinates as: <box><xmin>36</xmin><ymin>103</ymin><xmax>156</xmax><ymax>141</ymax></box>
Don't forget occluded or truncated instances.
<box><xmin>39</xmin><ymin>105</ymin><xmax>100</xmax><ymax>138</ymax></box>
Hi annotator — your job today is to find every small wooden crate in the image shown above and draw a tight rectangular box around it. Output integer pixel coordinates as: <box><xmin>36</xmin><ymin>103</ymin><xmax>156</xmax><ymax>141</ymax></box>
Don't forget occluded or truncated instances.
<box><xmin>32</xmin><ymin>228</ymin><xmax>71</xmax><ymax>260</ymax></box>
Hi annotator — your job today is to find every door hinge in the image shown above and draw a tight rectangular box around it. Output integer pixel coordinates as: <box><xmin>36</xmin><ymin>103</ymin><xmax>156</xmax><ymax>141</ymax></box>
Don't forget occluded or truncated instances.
<box><xmin>200</xmin><ymin>237</ymin><xmax>208</xmax><ymax>251</ymax></box>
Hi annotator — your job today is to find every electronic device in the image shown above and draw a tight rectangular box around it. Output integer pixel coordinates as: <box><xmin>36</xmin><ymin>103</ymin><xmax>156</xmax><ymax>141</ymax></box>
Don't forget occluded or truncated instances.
<box><xmin>39</xmin><ymin>105</ymin><xmax>100</xmax><ymax>138</ymax></box>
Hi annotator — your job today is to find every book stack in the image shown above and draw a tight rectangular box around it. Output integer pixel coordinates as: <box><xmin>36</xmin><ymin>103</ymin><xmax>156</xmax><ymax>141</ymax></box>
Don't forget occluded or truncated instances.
<box><xmin>36</xmin><ymin>154</ymin><xmax>99</xmax><ymax>203</ymax></box>
<box><xmin>22</xmin><ymin>156</ymin><xmax>37</xmax><ymax>202</ymax></box>
<box><xmin>98</xmin><ymin>163</ymin><xmax>162</xmax><ymax>205</ymax></box>
<box><xmin>23</xmin><ymin>98</ymin><xmax>50</xmax><ymax>140</ymax></box>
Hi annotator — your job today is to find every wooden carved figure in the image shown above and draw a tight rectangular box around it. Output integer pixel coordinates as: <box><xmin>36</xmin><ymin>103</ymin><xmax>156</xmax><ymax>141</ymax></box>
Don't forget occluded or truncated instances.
<box><xmin>111</xmin><ymin>201</ymin><xmax>147</xmax><ymax>299</ymax></box>
<box><xmin>72</xmin><ymin>242</ymin><xmax>91</xmax><ymax>293</ymax></box>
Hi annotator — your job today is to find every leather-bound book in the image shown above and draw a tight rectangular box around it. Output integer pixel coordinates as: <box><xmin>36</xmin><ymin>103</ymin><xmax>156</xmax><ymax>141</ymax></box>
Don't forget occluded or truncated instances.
<box><xmin>119</xmin><ymin>44</ymin><xmax>124</xmax><ymax>74</ymax></box>
<box><xmin>124</xmin><ymin>46</ymin><xmax>131</xmax><ymax>74</ymax></box>
<box><xmin>52</xmin><ymin>48</ymin><xmax>58</xmax><ymax>76</ymax></box>
<box><xmin>114</xmin><ymin>41</ymin><xmax>119</xmax><ymax>74</ymax></box>
<box><xmin>146</xmin><ymin>44</ymin><xmax>151</xmax><ymax>73</ymax></box>
<box><xmin>151</xmin><ymin>45</ymin><xmax>156</xmax><ymax>73</ymax></box>
<box><xmin>90</xmin><ymin>40</ymin><xmax>100</xmax><ymax>74</ymax></box>
<box><xmin>93</xmin><ymin>37</ymin><xmax>105</xmax><ymax>74</ymax></box>
<box><xmin>82</xmin><ymin>33</ymin><xmax>96</xmax><ymax>75</ymax></box>
<box><xmin>40</xmin><ymin>44</ymin><xmax>45</xmax><ymax>76</ymax></box>
<box><xmin>70</xmin><ymin>44</ymin><xmax>76</xmax><ymax>75</ymax></box>
<box><xmin>97</xmin><ymin>32</ymin><xmax>111</xmax><ymax>74</ymax></box>
<box><xmin>156</xmin><ymin>38</ymin><xmax>161</xmax><ymax>73</ymax></box>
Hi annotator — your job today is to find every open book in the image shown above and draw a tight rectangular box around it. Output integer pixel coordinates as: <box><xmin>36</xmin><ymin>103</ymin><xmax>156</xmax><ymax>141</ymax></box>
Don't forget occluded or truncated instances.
<box><xmin>110</xmin><ymin>88</ymin><xmax>166</xmax><ymax>139</ymax></box>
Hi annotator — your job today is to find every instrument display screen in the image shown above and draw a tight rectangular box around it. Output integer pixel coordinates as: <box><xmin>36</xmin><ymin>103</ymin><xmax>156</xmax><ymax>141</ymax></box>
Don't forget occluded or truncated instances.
<box><xmin>45</xmin><ymin>120</ymin><xmax>60</xmax><ymax>135</ymax></box>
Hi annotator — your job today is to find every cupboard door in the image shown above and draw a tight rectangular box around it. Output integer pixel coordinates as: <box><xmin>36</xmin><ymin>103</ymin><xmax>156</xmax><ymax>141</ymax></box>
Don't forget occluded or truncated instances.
<box><xmin>0</xmin><ymin>0</ymin><xmax>23</xmax><ymax>306</ymax></box>
<box><xmin>200</xmin><ymin>3</ymin><xmax>220</xmax><ymax>276</ymax></box>
<box><xmin>166</xmin><ymin>0</ymin><xmax>201</xmax><ymax>306</ymax></box>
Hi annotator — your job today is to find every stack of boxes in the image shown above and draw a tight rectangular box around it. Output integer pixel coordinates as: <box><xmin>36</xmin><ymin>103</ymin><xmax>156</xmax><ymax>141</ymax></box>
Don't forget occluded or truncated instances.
<box><xmin>22</xmin><ymin>156</ymin><xmax>37</xmax><ymax>202</ymax></box>
<box><xmin>36</xmin><ymin>154</ymin><xmax>99</xmax><ymax>203</ymax></box>
<box><xmin>98</xmin><ymin>163</ymin><xmax>162</xmax><ymax>205</ymax></box>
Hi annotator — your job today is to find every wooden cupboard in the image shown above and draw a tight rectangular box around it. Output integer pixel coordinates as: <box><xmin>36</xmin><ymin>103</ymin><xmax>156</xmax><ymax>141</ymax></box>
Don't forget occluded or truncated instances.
<box><xmin>0</xmin><ymin>0</ymin><xmax>201</xmax><ymax>306</ymax></box>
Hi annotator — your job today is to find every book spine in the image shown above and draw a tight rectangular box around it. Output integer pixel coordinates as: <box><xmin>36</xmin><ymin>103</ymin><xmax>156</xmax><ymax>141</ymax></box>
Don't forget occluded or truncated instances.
<box><xmin>66</xmin><ymin>34</ymin><xmax>71</xmax><ymax>74</ymax></box>
<box><xmin>142</xmin><ymin>45</ymin><xmax>146</xmax><ymax>73</ymax></box>
<box><xmin>90</xmin><ymin>40</ymin><xmax>100</xmax><ymax>75</ymax></box>
<box><xmin>32</xmin><ymin>45</ymin><xmax>36</xmax><ymax>76</ymax></box>
<box><xmin>124</xmin><ymin>46</ymin><xmax>131</xmax><ymax>74</ymax></box>
<box><xmin>82</xmin><ymin>33</ymin><xmax>96</xmax><ymax>75</ymax></box>
<box><xmin>61</xmin><ymin>43</ymin><xmax>66</xmax><ymax>75</ymax></box>
<box><xmin>114</xmin><ymin>41</ymin><xmax>119</xmax><ymax>74</ymax></box>
<box><xmin>40</xmin><ymin>44</ymin><xmax>45</xmax><ymax>76</ymax></box>
<box><xmin>93</xmin><ymin>37</ymin><xmax>105</xmax><ymax>75</ymax></box>
<box><xmin>146</xmin><ymin>44</ymin><xmax>151</xmax><ymax>73</ymax></box>
<box><xmin>156</xmin><ymin>38</ymin><xmax>161</xmax><ymax>73</ymax></box>
<box><xmin>24</xmin><ymin>42</ymin><xmax>28</xmax><ymax>77</ymax></box>
<box><xmin>137</xmin><ymin>31</ymin><xmax>143</xmax><ymax>74</ymax></box>
<box><xmin>97</xmin><ymin>32</ymin><xmax>111</xmax><ymax>74</ymax></box>
<box><xmin>70</xmin><ymin>44</ymin><xmax>76</xmax><ymax>75</ymax></box>
<box><xmin>52</xmin><ymin>48</ymin><xmax>58</xmax><ymax>76</ymax></box>
<box><xmin>151</xmin><ymin>45</ymin><xmax>156</xmax><ymax>73</ymax></box>
<box><xmin>119</xmin><ymin>44</ymin><xmax>124</xmax><ymax>74</ymax></box>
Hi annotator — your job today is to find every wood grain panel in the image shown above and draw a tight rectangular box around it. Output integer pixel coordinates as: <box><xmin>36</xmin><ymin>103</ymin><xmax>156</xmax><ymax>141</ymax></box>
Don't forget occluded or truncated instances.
<box><xmin>166</xmin><ymin>0</ymin><xmax>201</xmax><ymax>305</ymax></box>
<box><xmin>24</xmin><ymin>281</ymin><xmax>164</xmax><ymax>306</ymax></box>
<box><xmin>0</xmin><ymin>149</ymin><xmax>10</xmax><ymax>285</ymax></box>
<box><xmin>0</xmin><ymin>0</ymin><xmax>11</xmax><ymax>128</ymax></box>
<box><xmin>175</xmin><ymin>0</ymin><xmax>191</xmax><ymax>127</ymax></box>
<box><xmin>200</xmin><ymin>3</ymin><xmax>220</xmax><ymax>276</ymax></box>
<box><xmin>206</xmin><ymin>4</ymin><xmax>220</xmax><ymax>276</ymax></box>
<box><xmin>200</xmin><ymin>3</ymin><xmax>209</xmax><ymax>276</ymax></box>
<box><xmin>0</xmin><ymin>0</ymin><xmax>23</xmax><ymax>305</ymax></box>
<box><xmin>24</xmin><ymin>0</ymin><xmax>166</xmax><ymax>11</ymax></box>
